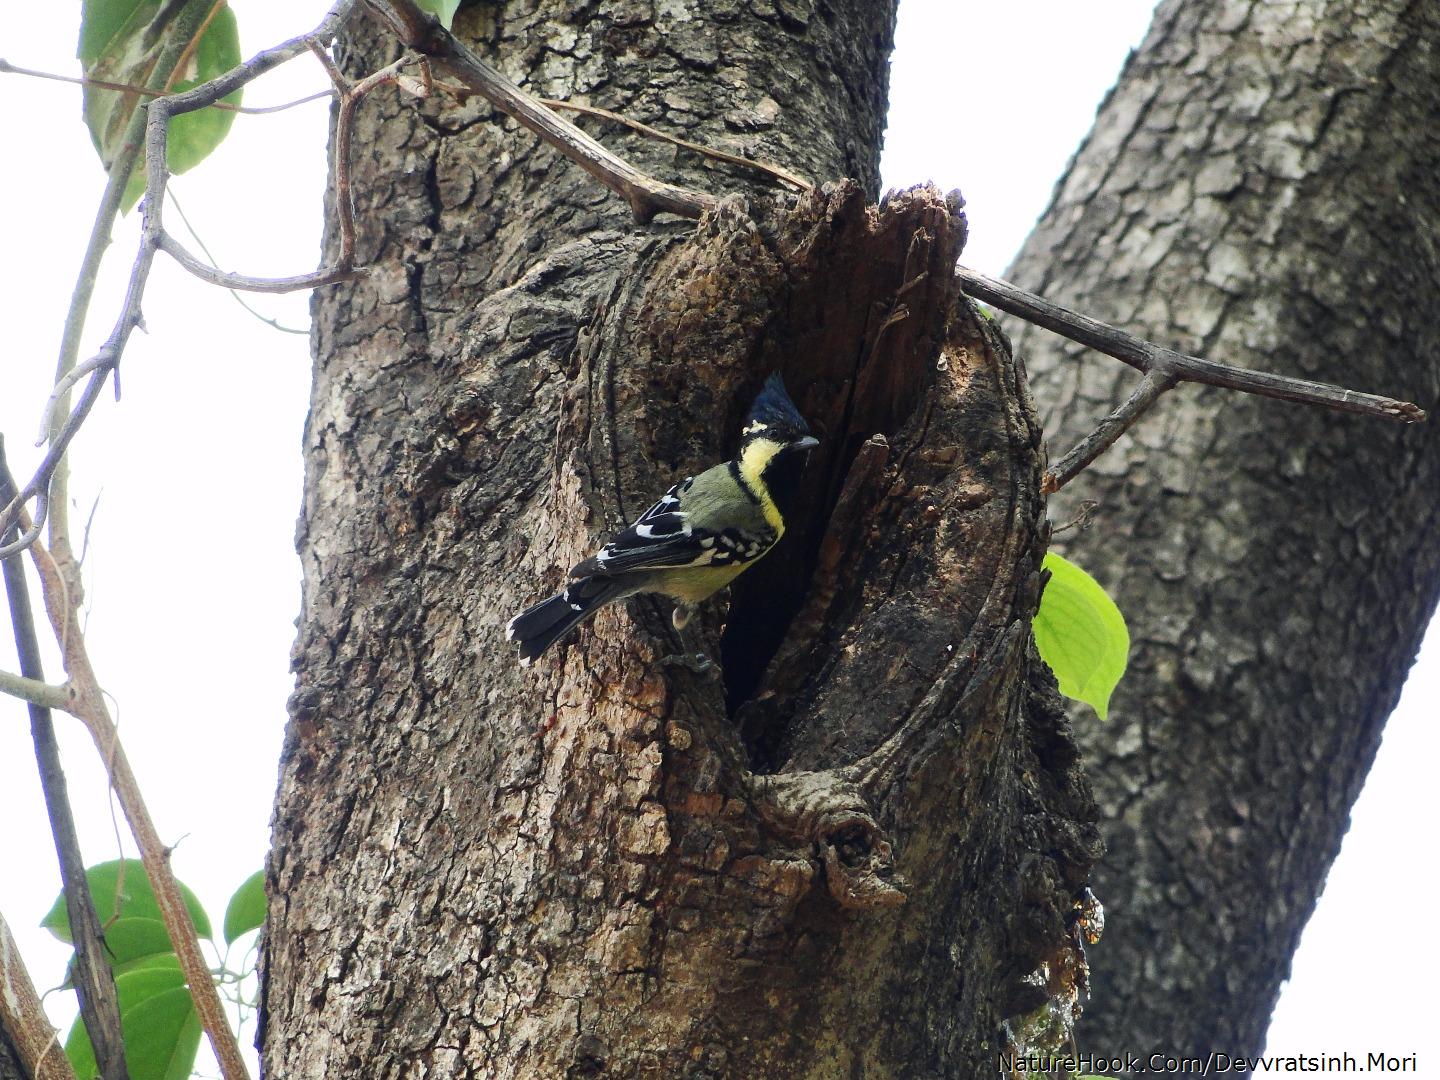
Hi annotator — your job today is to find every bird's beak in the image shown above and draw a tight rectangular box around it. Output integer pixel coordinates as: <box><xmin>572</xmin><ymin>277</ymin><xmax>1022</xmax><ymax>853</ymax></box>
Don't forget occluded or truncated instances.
<box><xmin>794</xmin><ymin>436</ymin><xmax>819</xmax><ymax>451</ymax></box>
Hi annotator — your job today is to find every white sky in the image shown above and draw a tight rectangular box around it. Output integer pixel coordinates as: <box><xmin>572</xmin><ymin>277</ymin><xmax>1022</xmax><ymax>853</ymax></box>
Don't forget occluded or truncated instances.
<box><xmin>0</xmin><ymin>0</ymin><xmax>1433</xmax><ymax>1072</ymax></box>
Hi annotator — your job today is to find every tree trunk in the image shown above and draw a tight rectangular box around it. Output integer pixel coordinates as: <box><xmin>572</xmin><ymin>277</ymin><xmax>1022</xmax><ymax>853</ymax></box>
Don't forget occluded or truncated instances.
<box><xmin>0</xmin><ymin>1032</ymin><xmax>26</xmax><ymax>1080</ymax></box>
<box><xmin>1005</xmin><ymin>0</ymin><xmax>1440</xmax><ymax>1059</ymax></box>
<box><xmin>261</xmin><ymin>2</ymin><xmax>1097</xmax><ymax>1076</ymax></box>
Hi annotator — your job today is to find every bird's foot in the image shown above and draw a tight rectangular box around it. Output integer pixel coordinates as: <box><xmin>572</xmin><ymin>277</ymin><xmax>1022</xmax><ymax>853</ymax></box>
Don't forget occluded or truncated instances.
<box><xmin>661</xmin><ymin>651</ymin><xmax>718</xmax><ymax>677</ymax></box>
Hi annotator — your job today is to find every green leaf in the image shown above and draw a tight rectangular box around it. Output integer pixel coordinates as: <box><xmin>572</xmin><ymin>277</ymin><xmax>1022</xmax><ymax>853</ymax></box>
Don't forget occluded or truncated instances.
<box><xmin>79</xmin><ymin>0</ymin><xmax>243</xmax><ymax>211</ymax></box>
<box><xmin>93</xmin><ymin>916</ymin><xmax>173</xmax><ymax>972</ymax></box>
<box><xmin>65</xmin><ymin>956</ymin><xmax>201</xmax><ymax>1080</ymax></box>
<box><xmin>42</xmin><ymin>859</ymin><xmax>212</xmax><ymax>950</ymax></box>
<box><xmin>1034</xmin><ymin>552</ymin><xmax>1129</xmax><ymax>720</ymax></box>
<box><xmin>414</xmin><ymin>0</ymin><xmax>463</xmax><ymax>29</ymax></box>
<box><xmin>223</xmin><ymin>870</ymin><xmax>266</xmax><ymax>945</ymax></box>
<box><xmin>114</xmin><ymin>951</ymin><xmax>188</xmax><ymax>976</ymax></box>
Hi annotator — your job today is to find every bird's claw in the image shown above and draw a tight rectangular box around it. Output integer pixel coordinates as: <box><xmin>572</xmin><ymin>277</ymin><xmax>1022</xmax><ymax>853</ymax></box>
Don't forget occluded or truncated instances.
<box><xmin>661</xmin><ymin>651</ymin><xmax>718</xmax><ymax>676</ymax></box>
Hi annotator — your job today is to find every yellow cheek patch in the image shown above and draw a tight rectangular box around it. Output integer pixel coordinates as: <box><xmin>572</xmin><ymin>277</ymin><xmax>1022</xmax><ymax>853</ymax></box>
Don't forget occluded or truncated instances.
<box><xmin>738</xmin><ymin>437</ymin><xmax>785</xmax><ymax>533</ymax></box>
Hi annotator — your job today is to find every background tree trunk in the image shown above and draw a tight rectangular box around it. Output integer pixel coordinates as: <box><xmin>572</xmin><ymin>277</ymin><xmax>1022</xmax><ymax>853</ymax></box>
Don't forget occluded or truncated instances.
<box><xmin>1005</xmin><ymin>0</ymin><xmax>1440</xmax><ymax>1060</ymax></box>
<box><xmin>261</xmin><ymin>2</ymin><xmax>1097</xmax><ymax>1076</ymax></box>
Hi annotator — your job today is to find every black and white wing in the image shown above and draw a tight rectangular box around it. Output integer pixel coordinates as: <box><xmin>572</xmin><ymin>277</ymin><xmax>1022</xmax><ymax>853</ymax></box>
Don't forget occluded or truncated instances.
<box><xmin>569</xmin><ymin>477</ymin><xmax>774</xmax><ymax>578</ymax></box>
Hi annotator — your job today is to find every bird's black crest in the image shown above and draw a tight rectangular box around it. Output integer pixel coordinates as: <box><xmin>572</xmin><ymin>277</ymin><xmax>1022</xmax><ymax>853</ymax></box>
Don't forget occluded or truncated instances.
<box><xmin>745</xmin><ymin>373</ymin><xmax>810</xmax><ymax>439</ymax></box>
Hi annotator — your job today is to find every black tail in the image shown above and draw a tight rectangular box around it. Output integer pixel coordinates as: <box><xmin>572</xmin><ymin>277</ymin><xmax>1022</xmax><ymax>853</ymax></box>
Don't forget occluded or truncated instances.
<box><xmin>506</xmin><ymin>577</ymin><xmax>623</xmax><ymax>663</ymax></box>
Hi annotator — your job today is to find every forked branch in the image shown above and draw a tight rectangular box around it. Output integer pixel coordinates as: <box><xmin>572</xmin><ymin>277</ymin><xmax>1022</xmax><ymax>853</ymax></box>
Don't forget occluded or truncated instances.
<box><xmin>954</xmin><ymin>266</ymin><xmax>1426</xmax><ymax>493</ymax></box>
<box><xmin>0</xmin><ymin>6</ymin><xmax>383</xmax><ymax>1079</ymax></box>
<box><xmin>0</xmin><ymin>56</ymin><xmax>333</xmax><ymax>114</ymax></box>
<box><xmin>2</xmin><ymin>447</ymin><xmax>128</xmax><ymax>1080</ymax></box>
<box><xmin>0</xmin><ymin>0</ymin><xmax>363</xmax><ymax>559</ymax></box>
<box><xmin>22</xmin><ymin>520</ymin><xmax>254</xmax><ymax>1080</ymax></box>
<box><xmin>0</xmin><ymin>666</ymin><xmax>72</xmax><ymax>712</ymax></box>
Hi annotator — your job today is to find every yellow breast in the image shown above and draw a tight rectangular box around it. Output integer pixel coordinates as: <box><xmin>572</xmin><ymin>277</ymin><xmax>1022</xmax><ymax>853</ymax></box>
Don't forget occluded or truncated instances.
<box><xmin>651</xmin><ymin>561</ymin><xmax>753</xmax><ymax>603</ymax></box>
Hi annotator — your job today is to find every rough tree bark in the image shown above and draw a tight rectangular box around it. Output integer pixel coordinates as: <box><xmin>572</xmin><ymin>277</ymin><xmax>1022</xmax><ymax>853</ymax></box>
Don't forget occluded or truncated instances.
<box><xmin>0</xmin><ymin>1033</ymin><xmax>24</xmax><ymax>1080</ymax></box>
<box><xmin>1006</xmin><ymin>0</ymin><xmax>1440</xmax><ymax>1060</ymax></box>
<box><xmin>261</xmin><ymin>2</ymin><xmax>1097</xmax><ymax>1077</ymax></box>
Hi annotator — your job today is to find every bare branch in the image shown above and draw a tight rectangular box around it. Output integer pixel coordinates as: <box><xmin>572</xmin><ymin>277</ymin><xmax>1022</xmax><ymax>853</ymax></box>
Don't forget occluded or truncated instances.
<box><xmin>957</xmin><ymin>266</ymin><xmax>1425</xmax><ymax>421</ymax></box>
<box><xmin>365</xmin><ymin>0</ymin><xmax>717</xmax><ymax>223</ymax></box>
<box><xmin>3</xmin><ymin>447</ymin><xmax>130</xmax><ymax>1080</ymax></box>
<box><xmin>0</xmin><ymin>668</ymin><xmax>73</xmax><ymax>712</ymax></box>
<box><xmin>0</xmin><ymin>56</ymin><xmax>334</xmax><ymax>114</ymax></box>
<box><xmin>157</xmin><ymin>41</ymin><xmax>418</xmax><ymax>296</ymax></box>
<box><xmin>0</xmin><ymin>0</ymin><xmax>362</xmax><ymax>560</ymax></box>
<box><xmin>954</xmin><ymin>265</ymin><xmax>1427</xmax><ymax>492</ymax></box>
<box><xmin>168</xmin><ymin>191</ymin><xmax>311</xmax><ymax>332</ymax></box>
<box><xmin>533</xmin><ymin>95</ymin><xmax>813</xmax><ymax>193</ymax></box>
<box><xmin>304</xmin><ymin>36</ymin><xmax>348</xmax><ymax>89</ymax></box>
<box><xmin>325</xmin><ymin>48</ymin><xmax>423</xmax><ymax>267</ymax></box>
<box><xmin>0</xmin><ymin>910</ymin><xmax>78</xmax><ymax>1080</ymax></box>
<box><xmin>165</xmin><ymin>0</ymin><xmax>229</xmax><ymax>95</ymax></box>
<box><xmin>158</xmin><ymin>234</ymin><xmax>364</xmax><ymax>292</ymax></box>
<box><xmin>0</xmin><ymin>7</ymin><xmax>376</xmax><ymax>1078</ymax></box>
<box><xmin>1043</xmin><ymin>370</ymin><xmax>1175</xmax><ymax>494</ymax></box>
<box><xmin>24</xmin><ymin>521</ymin><xmax>254</xmax><ymax>1080</ymax></box>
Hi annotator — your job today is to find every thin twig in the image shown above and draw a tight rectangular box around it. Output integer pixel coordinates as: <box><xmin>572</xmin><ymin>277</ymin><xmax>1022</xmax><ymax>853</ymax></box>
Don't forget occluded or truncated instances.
<box><xmin>0</xmin><ymin>57</ymin><xmax>334</xmax><ymax>114</ymax></box>
<box><xmin>532</xmin><ymin>94</ymin><xmax>812</xmax><ymax>192</ymax></box>
<box><xmin>1051</xmin><ymin>499</ymin><xmax>1099</xmax><ymax>537</ymax></box>
<box><xmin>953</xmin><ymin>265</ymin><xmax>1427</xmax><ymax>493</ymax></box>
<box><xmin>169</xmin><ymin>191</ymin><xmax>310</xmax><ymax>333</ymax></box>
<box><xmin>311</xmin><ymin>46</ymin><xmax>422</xmax><ymax>274</ymax></box>
<box><xmin>3</xmin><ymin>447</ymin><xmax>131</xmax><ymax>1080</ymax></box>
<box><xmin>1045</xmin><ymin>369</ymin><xmax>1176</xmax><ymax>492</ymax></box>
<box><xmin>2</xmin><ymin>7</ymin><xmax>365</xmax><ymax>1078</ymax></box>
<box><xmin>42</xmin><ymin>2</ymin><xmax>220</xmax><ymax>585</ymax></box>
<box><xmin>0</xmin><ymin>0</ymin><xmax>361</xmax><ymax>559</ymax></box>
<box><xmin>164</xmin><ymin>0</ymin><xmax>229</xmax><ymax>96</ymax></box>
<box><xmin>0</xmin><ymin>911</ymin><xmax>78</xmax><ymax>1080</ymax></box>
<box><xmin>153</xmin><ymin>42</ymin><xmax>414</xmax><ymax>296</ymax></box>
<box><xmin>365</xmin><ymin>0</ymin><xmax>716</xmax><ymax>223</ymax></box>
<box><xmin>158</xmin><ymin>235</ymin><xmax>361</xmax><ymax>292</ymax></box>
<box><xmin>23</xmin><ymin>522</ymin><xmax>252</xmax><ymax>1080</ymax></box>
<box><xmin>0</xmin><ymin>668</ymin><xmax>73</xmax><ymax>712</ymax></box>
<box><xmin>40</xmin><ymin>354</ymin><xmax>119</xmax><ymax>446</ymax></box>
<box><xmin>304</xmin><ymin>36</ymin><xmax>348</xmax><ymax>88</ymax></box>
<box><xmin>330</xmin><ymin>59</ymin><xmax>366</xmax><ymax>270</ymax></box>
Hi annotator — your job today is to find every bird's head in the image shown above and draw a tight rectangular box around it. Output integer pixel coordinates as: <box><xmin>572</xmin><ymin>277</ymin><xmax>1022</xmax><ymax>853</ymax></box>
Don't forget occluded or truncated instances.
<box><xmin>737</xmin><ymin>373</ymin><xmax>819</xmax><ymax>515</ymax></box>
<box><xmin>740</xmin><ymin>372</ymin><xmax>818</xmax><ymax>455</ymax></box>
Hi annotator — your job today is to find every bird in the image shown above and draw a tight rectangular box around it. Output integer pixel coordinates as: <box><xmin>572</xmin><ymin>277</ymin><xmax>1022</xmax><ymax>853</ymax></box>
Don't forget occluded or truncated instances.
<box><xmin>507</xmin><ymin>373</ymin><xmax>819</xmax><ymax>665</ymax></box>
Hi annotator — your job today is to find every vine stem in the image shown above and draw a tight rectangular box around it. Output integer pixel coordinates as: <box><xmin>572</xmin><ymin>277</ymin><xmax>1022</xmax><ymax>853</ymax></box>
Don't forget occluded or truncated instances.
<box><xmin>3</xmin><ymin>444</ymin><xmax>131</xmax><ymax>1080</ymax></box>
<box><xmin>25</xmin><ymin>526</ymin><xmax>252</xmax><ymax>1080</ymax></box>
